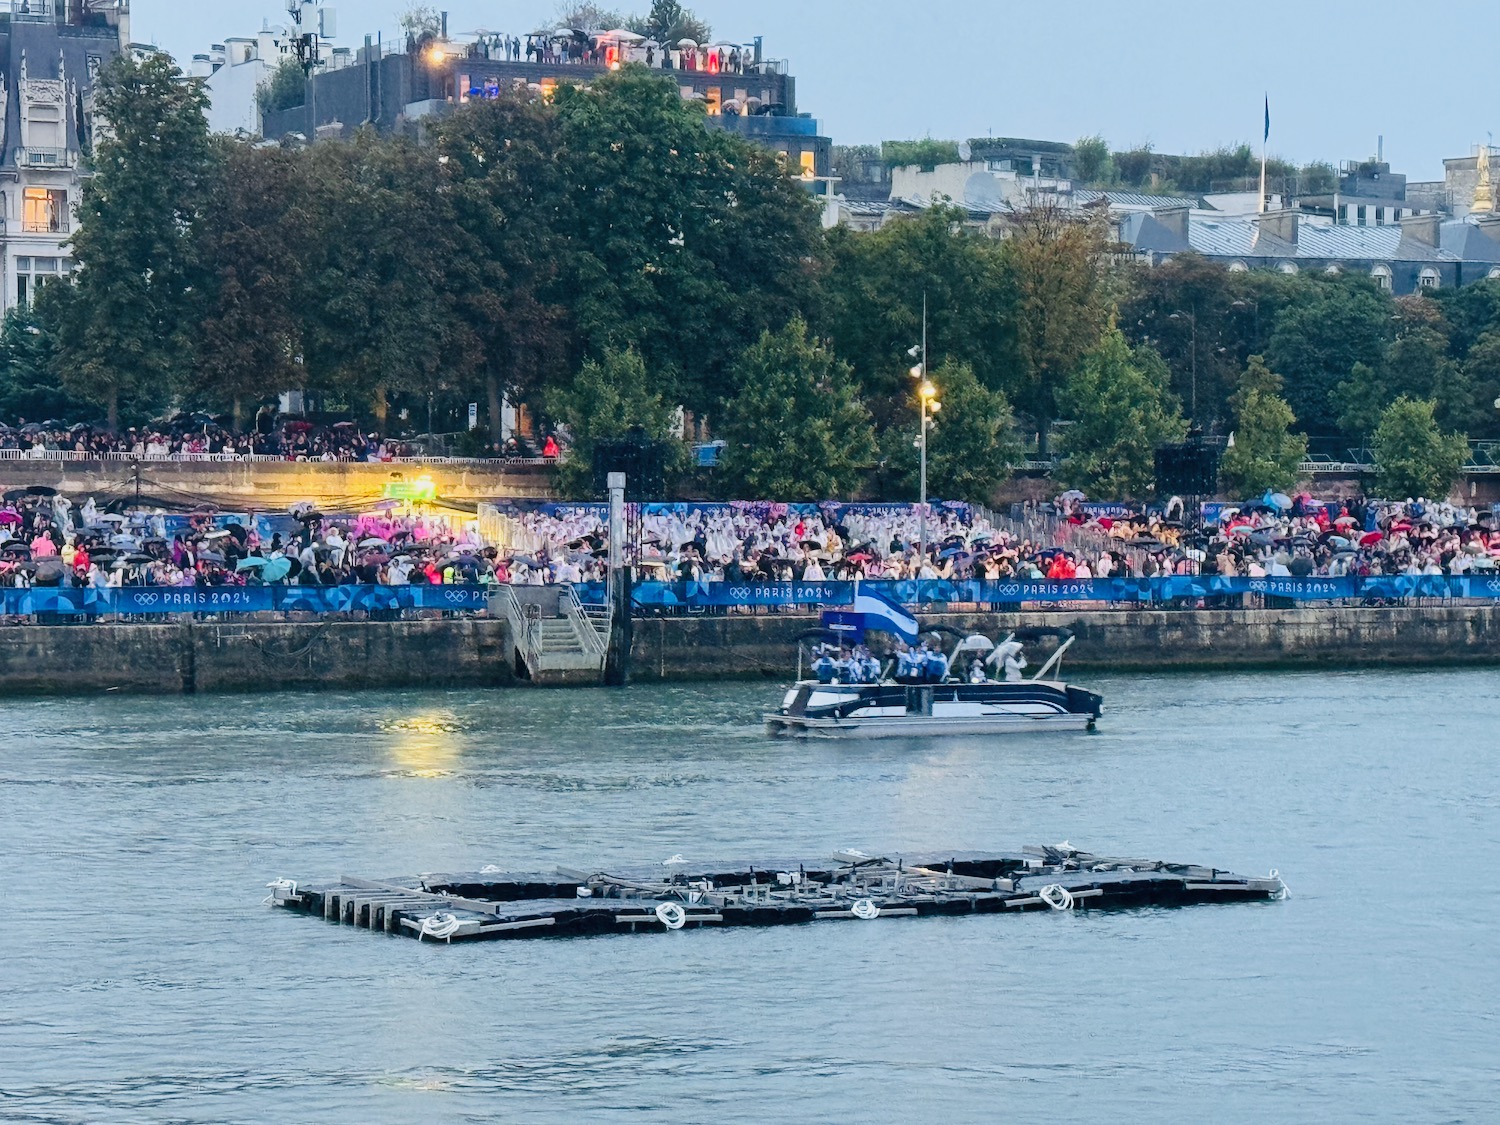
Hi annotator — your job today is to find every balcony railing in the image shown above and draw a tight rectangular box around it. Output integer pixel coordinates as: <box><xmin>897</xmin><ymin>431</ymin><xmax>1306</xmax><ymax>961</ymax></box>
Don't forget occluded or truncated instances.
<box><xmin>15</xmin><ymin>146</ymin><xmax>73</xmax><ymax>169</ymax></box>
<box><xmin>21</xmin><ymin>216</ymin><xmax>69</xmax><ymax>234</ymax></box>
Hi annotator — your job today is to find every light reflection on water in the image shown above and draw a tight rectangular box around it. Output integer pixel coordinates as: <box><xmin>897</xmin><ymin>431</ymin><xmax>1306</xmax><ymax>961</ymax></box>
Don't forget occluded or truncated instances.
<box><xmin>0</xmin><ymin>669</ymin><xmax>1497</xmax><ymax>1122</ymax></box>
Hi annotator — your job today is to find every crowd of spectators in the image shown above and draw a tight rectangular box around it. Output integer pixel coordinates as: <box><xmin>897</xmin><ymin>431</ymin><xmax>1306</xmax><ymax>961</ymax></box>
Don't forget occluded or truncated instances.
<box><xmin>0</xmin><ymin>417</ymin><xmax>563</xmax><ymax>463</ymax></box>
<box><xmin>0</xmin><ymin>485</ymin><xmax>1495</xmax><ymax>613</ymax></box>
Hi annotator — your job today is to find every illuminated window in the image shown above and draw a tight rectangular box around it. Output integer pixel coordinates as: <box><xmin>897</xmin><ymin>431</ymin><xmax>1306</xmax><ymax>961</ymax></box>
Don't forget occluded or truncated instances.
<box><xmin>22</xmin><ymin>187</ymin><xmax>66</xmax><ymax>234</ymax></box>
<box><xmin>799</xmin><ymin>150</ymin><xmax>816</xmax><ymax>178</ymax></box>
<box><xmin>704</xmin><ymin>86</ymin><xmax>721</xmax><ymax>115</ymax></box>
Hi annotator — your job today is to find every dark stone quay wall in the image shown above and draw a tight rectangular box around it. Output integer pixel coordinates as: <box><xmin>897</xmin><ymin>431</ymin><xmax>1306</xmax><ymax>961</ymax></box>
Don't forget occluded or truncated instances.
<box><xmin>0</xmin><ymin>606</ymin><xmax>1495</xmax><ymax>696</ymax></box>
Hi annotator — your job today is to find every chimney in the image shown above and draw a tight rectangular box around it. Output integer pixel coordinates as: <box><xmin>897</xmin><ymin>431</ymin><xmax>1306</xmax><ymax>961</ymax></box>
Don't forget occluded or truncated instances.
<box><xmin>1256</xmin><ymin>208</ymin><xmax>1299</xmax><ymax>245</ymax></box>
<box><xmin>1399</xmin><ymin>212</ymin><xmax>1442</xmax><ymax>248</ymax></box>
<box><xmin>1153</xmin><ymin>205</ymin><xmax>1191</xmax><ymax>244</ymax></box>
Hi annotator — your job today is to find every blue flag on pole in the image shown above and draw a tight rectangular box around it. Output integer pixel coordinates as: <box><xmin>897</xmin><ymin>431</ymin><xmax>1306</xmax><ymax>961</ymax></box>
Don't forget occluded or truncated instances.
<box><xmin>1264</xmin><ymin>95</ymin><xmax>1270</xmax><ymax>142</ymax></box>
<box><xmin>820</xmin><ymin>589</ymin><xmax>920</xmax><ymax>644</ymax></box>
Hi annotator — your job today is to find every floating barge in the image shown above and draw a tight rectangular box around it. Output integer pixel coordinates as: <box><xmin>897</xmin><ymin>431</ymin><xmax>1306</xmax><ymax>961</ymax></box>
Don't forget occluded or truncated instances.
<box><xmin>266</xmin><ymin>845</ymin><xmax>1287</xmax><ymax>944</ymax></box>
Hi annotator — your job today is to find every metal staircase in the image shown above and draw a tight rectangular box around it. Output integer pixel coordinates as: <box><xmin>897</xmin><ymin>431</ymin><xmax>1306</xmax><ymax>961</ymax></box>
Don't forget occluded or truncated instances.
<box><xmin>491</xmin><ymin>585</ymin><xmax>611</xmax><ymax>684</ymax></box>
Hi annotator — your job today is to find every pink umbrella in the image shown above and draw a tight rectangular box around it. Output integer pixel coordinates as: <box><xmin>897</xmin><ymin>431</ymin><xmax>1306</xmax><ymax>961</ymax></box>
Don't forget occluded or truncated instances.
<box><xmin>0</xmin><ymin>510</ymin><xmax>20</xmax><ymax>525</ymax></box>
<box><xmin>1359</xmin><ymin>531</ymin><xmax>1383</xmax><ymax>547</ymax></box>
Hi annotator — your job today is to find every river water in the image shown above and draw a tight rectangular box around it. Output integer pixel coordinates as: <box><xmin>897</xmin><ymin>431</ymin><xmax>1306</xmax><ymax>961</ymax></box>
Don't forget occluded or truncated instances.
<box><xmin>1</xmin><ymin>670</ymin><xmax>1495</xmax><ymax>1123</ymax></box>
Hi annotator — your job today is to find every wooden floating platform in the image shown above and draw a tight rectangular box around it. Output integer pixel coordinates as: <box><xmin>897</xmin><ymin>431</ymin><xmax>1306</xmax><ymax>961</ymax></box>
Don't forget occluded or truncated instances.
<box><xmin>264</xmin><ymin>845</ymin><xmax>1287</xmax><ymax>944</ymax></box>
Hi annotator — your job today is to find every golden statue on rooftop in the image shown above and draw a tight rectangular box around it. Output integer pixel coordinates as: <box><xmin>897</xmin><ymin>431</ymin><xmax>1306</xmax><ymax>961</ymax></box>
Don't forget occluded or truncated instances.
<box><xmin>1473</xmin><ymin>142</ymin><xmax>1494</xmax><ymax>213</ymax></box>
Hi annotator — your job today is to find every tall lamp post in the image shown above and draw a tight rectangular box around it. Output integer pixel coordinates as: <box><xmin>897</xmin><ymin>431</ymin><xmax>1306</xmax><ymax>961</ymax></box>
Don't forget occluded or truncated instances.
<box><xmin>908</xmin><ymin>295</ymin><xmax>941</xmax><ymax>571</ymax></box>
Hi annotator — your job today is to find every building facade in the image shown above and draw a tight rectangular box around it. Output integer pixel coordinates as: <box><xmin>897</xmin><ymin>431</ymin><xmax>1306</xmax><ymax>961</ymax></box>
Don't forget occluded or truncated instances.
<box><xmin>250</xmin><ymin>33</ymin><xmax>830</xmax><ymax>177</ymax></box>
<box><xmin>0</xmin><ymin>0</ymin><xmax>128</xmax><ymax>314</ymax></box>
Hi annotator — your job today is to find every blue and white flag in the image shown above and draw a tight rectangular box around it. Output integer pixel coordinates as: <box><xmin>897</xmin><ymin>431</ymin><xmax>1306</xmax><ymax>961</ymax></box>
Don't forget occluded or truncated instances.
<box><xmin>820</xmin><ymin>589</ymin><xmax>919</xmax><ymax>644</ymax></box>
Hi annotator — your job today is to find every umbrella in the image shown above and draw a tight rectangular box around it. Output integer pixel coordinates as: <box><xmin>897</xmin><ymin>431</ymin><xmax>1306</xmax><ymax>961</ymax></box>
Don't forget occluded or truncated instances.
<box><xmin>2</xmin><ymin>489</ymin><xmax>28</xmax><ymax>502</ymax></box>
<box><xmin>1334</xmin><ymin>515</ymin><xmax>1359</xmax><ymax>527</ymax></box>
<box><xmin>359</xmin><ymin>537</ymin><xmax>389</xmax><ymax>549</ymax></box>
<box><xmin>260</xmin><ymin>557</ymin><xmax>292</xmax><ymax>582</ymax></box>
<box><xmin>202</xmin><ymin>529</ymin><xmax>231</xmax><ymax>540</ymax></box>
<box><xmin>26</xmin><ymin>485</ymin><xmax>57</xmax><ymax>496</ymax></box>
<box><xmin>677</xmin><ymin>37</ymin><xmax>698</xmax><ymax>48</ymax></box>
<box><xmin>1</xmin><ymin>542</ymin><xmax>30</xmax><ymax>555</ymax></box>
<box><xmin>1057</xmin><ymin>489</ymin><xmax>1086</xmax><ymax>503</ymax></box>
<box><xmin>236</xmin><ymin>557</ymin><xmax>269</xmax><ymax>571</ymax></box>
<box><xmin>1228</xmin><ymin>525</ymin><xmax>1254</xmax><ymax>537</ymax></box>
<box><xmin>1359</xmin><ymin>532</ymin><xmax>1383</xmax><ymax>547</ymax></box>
<box><xmin>1327</xmin><ymin>535</ymin><xmax>1351</xmax><ymax>549</ymax></box>
<box><xmin>0</xmin><ymin>511</ymin><xmax>20</xmax><ymax>526</ymax></box>
<box><xmin>197</xmin><ymin>549</ymin><xmax>225</xmax><ymax>563</ymax></box>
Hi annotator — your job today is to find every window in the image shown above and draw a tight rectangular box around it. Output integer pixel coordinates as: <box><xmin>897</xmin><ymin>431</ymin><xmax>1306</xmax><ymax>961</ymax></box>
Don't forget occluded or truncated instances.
<box><xmin>15</xmin><ymin>255</ymin><xmax>63</xmax><ymax>307</ymax></box>
<box><xmin>1279</xmin><ymin>261</ymin><xmax>1299</xmax><ymax>274</ymax></box>
<box><xmin>1324</xmin><ymin>264</ymin><xmax>1341</xmax><ymax>275</ymax></box>
<box><xmin>1487</xmin><ymin>267</ymin><xmax>1500</xmax><ymax>280</ymax></box>
<box><xmin>704</xmin><ymin>86</ymin><xmax>721</xmax><ymax>115</ymax></box>
<box><xmin>1356</xmin><ymin>205</ymin><xmax>1367</xmax><ymax>226</ymax></box>
<box><xmin>1227</xmin><ymin>260</ymin><xmax>1249</xmax><ymax>273</ymax></box>
<box><xmin>22</xmin><ymin>187</ymin><xmax>66</xmax><ymax>234</ymax></box>
<box><xmin>1418</xmin><ymin>268</ymin><xmax>1440</xmax><ymax>289</ymax></box>
<box><xmin>1372</xmin><ymin>265</ymin><xmax>1392</xmax><ymax>290</ymax></box>
<box><xmin>799</xmin><ymin>150</ymin><xmax>816</xmax><ymax>178</ymax></box>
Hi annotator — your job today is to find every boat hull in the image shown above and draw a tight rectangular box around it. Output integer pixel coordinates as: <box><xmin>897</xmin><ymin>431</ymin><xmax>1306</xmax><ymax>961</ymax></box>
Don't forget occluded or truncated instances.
<box><xmin>765</xmin><ymin>679</ymin><xmax>1102</xmax><ymax>738</ymax></box>
<box><xmin>765</xmin><ymin>711</ymin><xmax>1095</xmax><ymax>737</ymax></box>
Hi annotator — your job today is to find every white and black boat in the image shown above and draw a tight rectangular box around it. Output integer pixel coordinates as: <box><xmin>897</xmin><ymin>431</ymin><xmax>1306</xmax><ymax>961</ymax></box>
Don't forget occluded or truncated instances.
<box><xmin>765</xmin><ymin>626</ymin><xmax>1103</xmax><ymax>738</ymax></box>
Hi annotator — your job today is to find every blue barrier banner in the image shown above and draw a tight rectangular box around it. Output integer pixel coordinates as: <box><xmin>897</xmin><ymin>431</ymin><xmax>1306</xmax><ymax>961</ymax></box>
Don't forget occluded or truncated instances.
<box><xmin>5</xmin><ymin>576</ymin><xmax>1500</xmax><ymax>618</ymax></box>
<box><xmin>0</xmin><ymin>584</ymin><xmax>494</xmax><ymax>617</ymax></box>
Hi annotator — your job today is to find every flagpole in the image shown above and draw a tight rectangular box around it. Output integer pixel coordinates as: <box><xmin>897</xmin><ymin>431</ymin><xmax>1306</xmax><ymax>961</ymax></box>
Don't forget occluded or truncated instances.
<box><xmin>1259</xmin><ymin>94</ymin><xmax>1268</xmax><ymax>213</ymax></box>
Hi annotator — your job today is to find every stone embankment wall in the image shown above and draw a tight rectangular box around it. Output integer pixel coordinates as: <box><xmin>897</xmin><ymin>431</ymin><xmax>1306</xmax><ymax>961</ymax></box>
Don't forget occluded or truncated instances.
<box><xmin>0</xmin><ymin>619</ymin><xmax>514</xmax><ymax>695</ymax></box>
<box><xmin>627</xmin><ymin>606</ymin><xmax>1500</xmax><ymax>679</ymax></box>
<box><xmin>0</xmin><ymin>606</ymin><xmax>1495</xmax><ymax>696</ymax></box>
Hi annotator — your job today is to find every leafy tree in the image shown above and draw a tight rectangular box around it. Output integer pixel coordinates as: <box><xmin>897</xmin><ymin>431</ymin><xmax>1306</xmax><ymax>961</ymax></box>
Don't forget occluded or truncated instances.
<box><xmin>1004</xmin><ymin>201</ymin><xmax>1112</xmax><ymax>455</ymax></box>
<box><xmin>554</xmin><ymin>68</ymin><xmax>819</xmax><ymax>415</ymax></box>
<box><xmin>49</xmin><ymin>52</ymin><xmax>212</xmax><ymax>429</ymax></box>
<box><xmin>186</xmin><ymin>141</ymin><xmax>308</xmax><ymax>430</ymax></box>
<box><xmin>1331</xmin><ymin>361</ymin><xmax>1387</xmax><ymax>441</ymax></box>
<box><xmin>546</xmin><ymin>348</ymin><xmax>684</xmax><ymax>498</ymax></box>
<box><xmin>1371</xmin><ymin>396</ymin><xmax>1468</xmax><ymax>500</ymax></box>
<box><xmin>881</xmin><ymin>358</ymin><xmax>1021</xmax><ymax>502</ymax></box>
<box><xmin>819</xmin><ymin>205</ymin><xmax>1011</xmax><ymax>424</ymax></box>
<box><xmin>556</xmin><ymin>2</ymin><xmax>626</xmax><ymax>31</ymax></box>
<box><xmin>1264</xmin><ymin>276</ymin><xmax>1394</xmax><ymax>437</ymax></box>
<box><xmin>718</xmin><ymin>318</ymin><xmax>874</xmax><ymax>500</ymax></box>
<box><xmin>1461</xmin><ymin>329</ymin><xmax>1500</xmax><ymax>439</ymax></box>
<box><xmin>1121</xmin><ymin>253</ymin><xmax>1252</xmax><ymax>429</ymax></box>
<box><xmin>0</xmin><ymin>302</ymin><xmax>91</xmax><ymax>423</ymax></box>
<box><xmin>437</xmin><ymin>96</ymin><xmax>573</xmax><ymax>443</ymax></box>
<box><xmin>399</xmin><ymin>3</ymin><xmax>443</xmax><ymax>38</ymax></box>
<box><xmin>1057</xmin><ymin>328</ymin><xmax>1187</xmax><ymax>500</ymax></box>
<box><xmin>1332</xmin><ymin>309</ymin><xmax>1475</xmax><ymax>439</ymax></box>
<box><xmin>1219</xmin><ymin>356</ymin><xmax>1307</xmax><ymax>496</ymax></box>
<box><xmin>627</xmin><ymin>0</ymin><xmax>711</xmax><ymax>44</ymax></box>
<box><xmin>1073</xmin><ymin>134</ymin><xmax>1113</xmax><ymax>185</ymax></box>
<box><xmin>255</xmin><ymin>58</ymin><xmax>305</xmax><ymax>116</ymax></box>
<box><xmin>295</xmin><ymin>133</ymin><xmax>477</xmax><ymax>430</ymax></box>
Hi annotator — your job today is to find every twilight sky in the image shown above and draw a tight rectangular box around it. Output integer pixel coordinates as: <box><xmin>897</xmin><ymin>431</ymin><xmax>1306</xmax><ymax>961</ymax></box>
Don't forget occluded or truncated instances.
<box><xmin>135</xmin><ymin>0</ymin><xmax>1488</xmax><ymax>181</ymax></box>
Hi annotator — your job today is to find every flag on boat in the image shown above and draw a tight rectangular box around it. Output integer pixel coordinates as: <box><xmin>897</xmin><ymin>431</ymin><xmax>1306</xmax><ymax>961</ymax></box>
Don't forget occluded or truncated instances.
<box><xmin>820</xmin><ymin>589</ymin><xmax>920</xmax><ymax>644</ymax></box>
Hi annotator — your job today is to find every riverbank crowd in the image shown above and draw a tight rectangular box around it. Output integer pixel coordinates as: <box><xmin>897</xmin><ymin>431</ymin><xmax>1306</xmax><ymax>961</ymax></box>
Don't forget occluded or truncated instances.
<box><xmin>0</xmin><ymin>418</ymin><xmax>565</xmax><ymax>463</ymax></box>
<box><xmin>0</xmin><ymin>486</ymin><xmax>1495</xmax><ymax>618</ymax></box>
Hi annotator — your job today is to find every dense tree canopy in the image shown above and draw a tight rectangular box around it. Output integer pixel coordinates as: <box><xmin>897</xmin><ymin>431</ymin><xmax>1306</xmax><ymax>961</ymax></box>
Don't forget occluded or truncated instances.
<box><xmin>1219</xmin><ymin>356</ymin><xmax>1306</xmax><ymax>497</ymax></box>
<box><xmin>1371</xmin><ymin>397</ymin><xmax>1468</xmax><ymax>500</ymax></box>
<box><xmin>1056</xmin><ymin>328</ymin><xmax>1187</xmax><ymax>500</ymax></box>
<box><xmin>718</xmin><ymin>319</ymin><xmax>874</xmax><ymax>500</ymax></box>
<box><xmin>26</xmin><ymin>53</ymin><xmax>1500</xmax><ymax>502</ymax></box>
